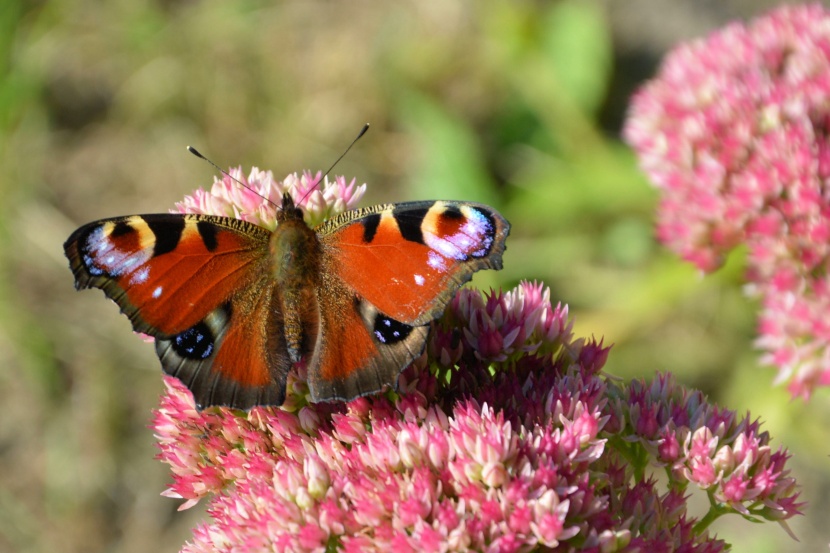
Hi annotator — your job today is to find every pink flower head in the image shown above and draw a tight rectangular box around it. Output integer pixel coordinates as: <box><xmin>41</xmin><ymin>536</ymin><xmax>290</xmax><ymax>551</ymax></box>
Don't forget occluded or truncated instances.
<box><xmin>175</xmin><ymin>167</ymin><xmax>366</xmax><ymax>229</ymax></box>
<box><xmin>609</xmin><ymin>373</ymin><xmax>803</xmax><ymax>535</ymax></box>
<box><xmin>624</xmin><ymin>4</ymin><xmax>830</xmax><ymax>398</ymax></box>
<box><xmin>150</xmin><ymin>167</ymin><xmax>800</xmax><ymax>551</ymax></box>
<box><xmin>438</xmin><ymin>281</ymin><xmax>574</xmax><ymax>365</ymax></box>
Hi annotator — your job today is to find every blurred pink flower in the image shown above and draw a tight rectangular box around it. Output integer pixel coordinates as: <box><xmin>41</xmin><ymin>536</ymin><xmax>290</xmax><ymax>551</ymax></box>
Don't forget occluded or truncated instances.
<box><xmin>150</xmin><ymin>167</ymin><xmax>800</xmax><ymax>551</ymax></box>
<box><xmin>624</xmin><ymin>4</ymin><xmax>830</xmax><ymax>398</ymax></box>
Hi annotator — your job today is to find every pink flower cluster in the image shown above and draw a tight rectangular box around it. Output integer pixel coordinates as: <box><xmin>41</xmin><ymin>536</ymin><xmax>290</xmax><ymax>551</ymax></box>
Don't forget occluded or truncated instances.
<box><xmin>175</xmin><ymin>167</ymin><xmax>366</xmax><ymax>228</ymax></box>
<box><xmin>432</xmin><ymin>282</ymin><xmax>574</xmax><ymax>366</ymax></box>
<box><xmin>624</xmin><ymin>4</ymin><xmax>830</xmax><ymax>398</ymax></box>
<box><xmin>609</xmin><ymin>374</ymin><xmax>802</xmax><ymax>531</ymax></box>
<box><xmin>151</xmin><ymin>168</ymin><xmax>801</xmax><ymax>551</ymax></box>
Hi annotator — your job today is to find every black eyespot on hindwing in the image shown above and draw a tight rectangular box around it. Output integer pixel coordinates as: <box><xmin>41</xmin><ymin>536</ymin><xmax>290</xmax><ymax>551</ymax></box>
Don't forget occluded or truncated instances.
<box><xmin>373</xmin><ymin>314</ymin><xmax>414</xmax><ymax>344</ymax></box>
<box><xmin>171</xmin><ymin>321</ymin><xmax>215</xmax><ymax>360</ymax></box>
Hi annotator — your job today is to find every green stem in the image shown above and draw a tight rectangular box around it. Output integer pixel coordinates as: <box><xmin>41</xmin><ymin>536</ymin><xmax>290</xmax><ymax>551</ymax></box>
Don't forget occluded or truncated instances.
<box><xmin>693</xmin><ymin>496</ymin><xmax>728</xmax><ymax>534</ymax></box>
<box><xmin>606</xmin><ymin>435</ymin><xmax>647</xmax><ymax>481</ymax></box>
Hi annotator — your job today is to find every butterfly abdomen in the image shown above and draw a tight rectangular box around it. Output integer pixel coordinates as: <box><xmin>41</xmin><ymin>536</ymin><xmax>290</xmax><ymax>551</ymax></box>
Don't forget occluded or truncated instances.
<box><xmin>267</xmin><ymin>217</ymin><xmax>323</xmax><ymax>364</ymax></box>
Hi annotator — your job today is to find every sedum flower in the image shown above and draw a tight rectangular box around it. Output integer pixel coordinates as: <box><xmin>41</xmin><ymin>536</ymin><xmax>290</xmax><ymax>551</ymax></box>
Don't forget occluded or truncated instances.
<box><xmin>175</xmin><ymin>167</ymin><xmax>366</xmax><ymax>229</ymax></box>
<box><xmin>609</xmin><ymin>373</ymin><xmax>802</xmax><ymax>532</ymax></box>
<box><xmin>624</xmin><ymin>4</ymin><xmax>830</xmax><ymax>398</ymax></box>
<box><xmin>149</xmin><ymin>166</ymin><xmax>801</xmax><ymax>551</ymax></box>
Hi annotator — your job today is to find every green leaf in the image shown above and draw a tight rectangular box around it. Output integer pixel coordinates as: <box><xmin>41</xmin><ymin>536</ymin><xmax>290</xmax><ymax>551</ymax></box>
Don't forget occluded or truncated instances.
<box><xmin>395</xmin><ymin>91</ymin><xmax>497</xmax><ymax>204</ymax></box>
<box><xmin>541</xmin><ymin>1</ymin><xmax>611</xmax><ymax>116</ymax></box>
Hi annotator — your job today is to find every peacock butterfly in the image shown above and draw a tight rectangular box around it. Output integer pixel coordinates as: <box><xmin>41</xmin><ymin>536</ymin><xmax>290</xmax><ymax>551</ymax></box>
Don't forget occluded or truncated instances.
<box><xmin>63</xmin><ymin>175</ymin><xmax>510</xmax><ymax>411</ymax></box>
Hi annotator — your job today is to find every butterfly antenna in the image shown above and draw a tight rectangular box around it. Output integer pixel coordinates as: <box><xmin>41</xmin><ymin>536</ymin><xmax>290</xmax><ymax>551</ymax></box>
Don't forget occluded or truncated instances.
<box><xmin>297</xmin><ymin>123</ymin><xmax>370</xmax><ymax>205</ymax></box>
<box><xmin>187</xmin><ymin>146</ymin><xmax>280</xmax><ymax>209</ymax></box>
<box><xmin>188</xmin><ymin>123</ymin><xmax>369</xmax><ymax>210</ymax></box>
<box><xmin>322</xmin><ymin>123</ymin><xmax>370</xmax><ymax>179</ymax></box>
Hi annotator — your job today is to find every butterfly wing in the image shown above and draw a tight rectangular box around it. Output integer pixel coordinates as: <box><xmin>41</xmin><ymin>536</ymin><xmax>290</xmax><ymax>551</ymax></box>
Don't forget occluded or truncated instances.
<box><xmin>64</xmin><ymin>214</ymin><xmax>290</xmax><ymax>409</ymax></box>
<box><xmin>307</xmin><ymin>278</ymin><xmax>431</xmax><ymax>402</ymax></box>
<box><xmin>309</xmin><ymin>201</ymin><xmax>509</xmax><ymax>401</ymax></box>
<box><xmin>65</xmin><ymin>201</ymin><xmax>510</xmax><ymax>407</ymax></box>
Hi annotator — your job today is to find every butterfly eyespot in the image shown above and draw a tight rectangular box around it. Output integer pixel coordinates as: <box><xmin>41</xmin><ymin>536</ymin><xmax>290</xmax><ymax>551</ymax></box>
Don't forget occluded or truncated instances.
<box><xmin>373</xmin><ymin>314</ymin><xmax>414</xmax><ymax>344</ymax></box>
<box><xmin>442</xmin><ymin>205</ymin><xmax>464</xmax><ymax>218</ymax></box>
<box><xmin>172</xmin><ymin>322</ymin><xmax>215</xmax><ymax>360</ymax></box>
<box><xmin>82</xmin><ymin>254</ymin><xmax>105</xmax><ymax>276</ymax></box>
<box><xmin>464</xmin><ymin>206</ymin><xmax>497</xmax><ymax>258</ymax></box>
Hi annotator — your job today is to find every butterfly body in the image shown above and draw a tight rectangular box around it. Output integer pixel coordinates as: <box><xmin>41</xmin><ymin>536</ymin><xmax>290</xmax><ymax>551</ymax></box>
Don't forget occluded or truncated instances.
<box><xmin>268</xmin><ymin>205</ymin><xmax>323</xmax><ymax>364</ymax></box>
<box><xmin>65</xmin><ymin>194</ymin><xmax>509</xmax><ymax>410</ymax></box>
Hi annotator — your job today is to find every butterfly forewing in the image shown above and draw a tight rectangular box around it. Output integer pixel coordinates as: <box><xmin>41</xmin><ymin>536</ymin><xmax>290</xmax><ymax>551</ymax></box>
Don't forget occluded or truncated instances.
<box><xmin>318</xmin><ymin>201</ymin><xmax>510</xmax><ymax>325</ymax></box>
<box><xmin>65</xmin><ymin>214</ymin><xmax>271</xmax><ymax>335</ymax></box>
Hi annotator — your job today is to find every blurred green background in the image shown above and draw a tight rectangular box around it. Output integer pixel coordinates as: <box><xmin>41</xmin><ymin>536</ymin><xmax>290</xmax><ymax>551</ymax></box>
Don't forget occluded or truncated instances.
<box><xmin>2</xmin><ymin>0</ymin><xmax>828</xmax><ymax>551</ymax></box>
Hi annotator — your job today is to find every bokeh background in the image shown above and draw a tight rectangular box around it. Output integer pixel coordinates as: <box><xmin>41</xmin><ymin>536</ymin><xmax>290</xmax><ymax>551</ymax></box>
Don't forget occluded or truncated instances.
<box><xmin>3</xmin><ymin>0</ymin><xmax>829</xmax><ymax>551</ymax></box>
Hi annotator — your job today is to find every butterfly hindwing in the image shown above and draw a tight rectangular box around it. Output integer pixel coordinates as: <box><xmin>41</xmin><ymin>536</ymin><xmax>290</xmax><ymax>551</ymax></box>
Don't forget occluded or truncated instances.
<box><xmin>306</xmin><ymin>275</ymin><xmax>430</xmax><ymax>402</ymax></box>
<box><xmin>155</xmin><ymin>287</ymin><xmax>292</xmax><ymax>409</ymax></box>
<box><xmin>64</xmin><ymin>214</ymin><xmax>290</xmax><ymax>409</ymax></box>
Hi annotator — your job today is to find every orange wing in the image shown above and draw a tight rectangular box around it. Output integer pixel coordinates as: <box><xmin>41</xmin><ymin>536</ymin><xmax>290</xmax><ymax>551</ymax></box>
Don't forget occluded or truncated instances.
<box><xmin>305</xmin><ymin>277</ymin><xmax>430</xmax><ymax>402</ymax></box>
<box><xmin>307</xmin><ymin>201</ymin><xmax>509</xmax><ymax>402</ymax></box>
<box><xmin>64</xmin><ymin>214</ymin><xmax>270</xmax><ymax>336</ymax></box>
<box><xmin>318</xmin><ymin>201</ymin><xmax>510</xmax><ymax>325</ymax></box>
<box><xmin>64</xmin><ymin>214</ymin><xmax>289</xmax><ymax>409</ymax></box>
